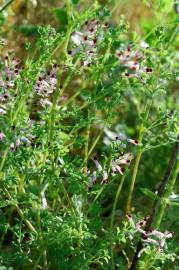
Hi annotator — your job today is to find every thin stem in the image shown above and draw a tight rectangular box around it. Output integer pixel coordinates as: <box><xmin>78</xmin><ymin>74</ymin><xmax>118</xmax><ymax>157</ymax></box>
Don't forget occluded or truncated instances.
<box><xmin>87</xmin><ymin>186</ymin><xmax>105</xmax><ymax>214</ymax></box>
<box><xmin>84</xmin><ymin>112</ymin><xmax>91</xmax><ymax>173</ymax></box>
<box><xmin>126</xmin><ymin>149</ymin><xmax>143</xmax><ymax>213</ymax></box>
<box><xmin>0</xmin><ymin>147</ymin><xmax>9</xmax><ymax>171</ymax></box>
<box><xmin>61</xmin><ymin>25</ymin><xmax>74</xmax><ymax>55</ymax></box>
<box><xmin>154</xmin><ymin>165</ymin><xmax>178</xmax><ymax>228</ymax></box>
<box><xmin>60</xmin><ymin>180</ymin><xmax>79</xmax><ymax>227</ymax></box>
<box><xmin>126</xmin><ymin>100</ymin><xmax>151</xmax><ymax>213</ymax></box>
<box><xmin>86</xmin><ymin>178</ymin><xmax>115</xmax><ymax>217</ymax></box>
<box><xmin>83</xmin><ymin>128</ymin><xmax>103</xmax><ymax>167</ymax></box>
<box><xmin>87</xmin><ymin>129</ymin><xmax>103</xmax><ymax>158</ymax></box>
<box><xmin>32</xmin><ymin>252</ymin><xmax>43</xmax><ymax>270</ymax></box>
<box><xmin>0</xmin><ymin>0</ymin><xmax>14</xmax><ymax>12</ymax></box>
<box><xmin>60</xmin><ymin>0</ymin><xmax>73</xmax><ymax>55</ymax></box>
<box><xmin>42</xmin><ymin>249</ymin><xmax>48</xmax><ymax>270</ymax></box>
<box><xmin>66</xmin><ymin>0</ymin><xmax>73</xmax><ymax>22</ymax></box>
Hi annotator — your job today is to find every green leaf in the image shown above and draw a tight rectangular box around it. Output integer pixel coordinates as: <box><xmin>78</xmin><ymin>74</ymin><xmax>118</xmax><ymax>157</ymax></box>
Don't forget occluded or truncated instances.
<box><xmin>140</xmin><ymin>188</ymin><xmax>159</xmax><ymax>201</ymax></box>
<box><xmin>0</xmin><ymin>199</ymin><xmax>17</xmax><ymax>208</ymax></box>
<box><xmin>55</xmin><ymin>8</ymin><xmax>68</xmax><ymax>24</ymax></box>
<box><xmin>168</xmin><ymin>201</ymin><xmax>179</xmax><ymax>207</ymax></box>
<box><xmin>72</xmin><ymin>0</ymin><xmax>80</xmax><ymax>4</ymax></box>
<box><xmin>17</xmin><ymin>25</ymin><xmax>38</xmax><ymax>36</ymax></box>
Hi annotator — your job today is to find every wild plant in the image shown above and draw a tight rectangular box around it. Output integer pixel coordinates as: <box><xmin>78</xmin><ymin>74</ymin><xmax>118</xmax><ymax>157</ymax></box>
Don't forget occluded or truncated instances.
<box><xmin>0</xmin><ymin>1</ymin><xmax>178</xmax><ymax>270</ymax></box>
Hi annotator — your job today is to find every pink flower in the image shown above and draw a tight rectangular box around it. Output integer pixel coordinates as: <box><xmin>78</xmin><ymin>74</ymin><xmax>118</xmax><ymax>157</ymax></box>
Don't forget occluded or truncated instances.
<box><xmin>130</xmin><ymin>217</ymin><xmax>173</xmax><ymax>250</ymax></box>
<box><xmin>115</xmin><ymin>133</ymin><xmax>139</xmax><ymax>146</ymax></box>
<box><xmin>112</xmin><ymin>152</ymin><xmax>133</xmax><ymax>176</ymax></box>
<box><xmin>116</xmin><ymin>46</ymin><xmax>153</xmax><ymax>81</ymax></box>
<box><xmin>88</xmin><ymin>170</ymin><xmax>97</xmax><ymax>189</ymax></box>
<box><xmin>35</xmin><ymin>64</ymin><xmax>58</xmax><ymax>98</ymax></box>
<box><xmin>92</xmin><ymin>171</ymin><xmax>97</xmax><ymax>184</ymax></box>
<box><xmin>127</xmin><ymin>138</ymin><xmax>139</xmax><ymax>145</ymax></box>
<box><xmin>101</xmin><ymin>171</ymin><xmax>108</xmax><ymax>184</ymax></box>
<box><xmin>115</xmin><ymin>152</ymin><xmax>132</xmax><ymax>165</ymax></box>
<box><xmin>69</xmin><ymin>19</ymin><xmax>108</xmax><ymax>66</ymax></box>
<box><xmin>2</xmin><ymin>55</ymin><xmax>21</xmax><ymax>89</ymax></box>
<box><xmin>126</xmin><ymin>214</ymin><xmax>133</xmax><ymax>222</ymax></box>
<box><xmin>115</xmin><ymin>164</ymin><xmax>125</xmax><ymax>175</ymax></box>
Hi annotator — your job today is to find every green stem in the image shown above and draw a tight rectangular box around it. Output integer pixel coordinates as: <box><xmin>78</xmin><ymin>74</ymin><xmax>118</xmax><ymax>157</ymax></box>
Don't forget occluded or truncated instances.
<box><xmin>0</xmin><ymin>0</ymin><xmax>14</xmax><ymax>12</ymax></box>
<box><xmin>32</xmin><ymin>252</ymin><xmax>43</xmax><ymax>270</ymax></box>
<box><xmin>60</xmin><ymin>180</ymin><xmax>79</xmax><ymax>227</ymax></box>
<box><xmin>84</xmin><ymin>113</ymin><xmax>91</xmax><ymax>173</ymax></box>
<box><xmin>126</xmin><ymin>149</ymin><xmax>143</xmax><ymax>213</ymax></box>
<box><xmin>0</xmin><ymin>147</ymin><xmax>8</xmax><ymax>172</ymax></box>
<box><xmin>126</xmin><ymin>101</ymin><xmax>151</xmax><ymax>213</ymax></box>
<box><xmin>59</xmin><ymin>0</ymin><xmax>73</xmax><ymax>55</ymax></box>
<box><xmin>82</xmin><ymin>128</ymin><xmax>103</xmax><ymax>167</ymax></box>
<box><xmin>42</xmin><ymin>249</ymin><xmax>48</xmax><ymax>270</ymax></box>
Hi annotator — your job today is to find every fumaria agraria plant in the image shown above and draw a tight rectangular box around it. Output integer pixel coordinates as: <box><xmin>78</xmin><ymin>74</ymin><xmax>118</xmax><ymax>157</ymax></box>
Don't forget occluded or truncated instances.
<box><xmin>0</xmin><ymin>1</ymin><xmax>178</xmax><ymax>270</ymax></box>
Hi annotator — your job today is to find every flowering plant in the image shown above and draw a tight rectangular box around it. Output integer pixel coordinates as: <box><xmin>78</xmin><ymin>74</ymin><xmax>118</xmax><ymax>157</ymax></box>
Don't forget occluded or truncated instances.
<box><xmin>0</xmin><ymin>1</ymin><xmax>178</xmax><ymax>270</ymax></box>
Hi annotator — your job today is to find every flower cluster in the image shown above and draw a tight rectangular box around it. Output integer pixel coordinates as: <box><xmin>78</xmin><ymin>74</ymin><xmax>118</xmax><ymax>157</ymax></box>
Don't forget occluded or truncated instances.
<box><xmin>0</xmin><ymin>127</ymin><xmax>34</xmax><ymax>153</ymax></box>
<box><xmin>116</xmin><ymin>46</ymin><xmax>153</xmax><ymax>81</ymax></box>
<box><xmin>0</xmin><ymin>55</ymin><xmax>21</xmax><ymax>115</ymax></box>
<box><xmin>69</xmin><ymin>19</ymin><xmax>108</xmax><ymax>66</ymax></box>
<box><xmin>111</xmin><ymin>152</ymin><xmax>133</xmax><ymax>175</ymax></box>
<box><xmin>0</xmin><ymin>55</ymin><xmax>20</xmax><ymax>89</ymax></box>
<box><xmin>34</xmin><ymin>64</ymin><xmax>59</xmax><ymax>106</ymax></box>
<box><xmin>87</xmin><ymin>129</ymin><xmax>140</xmax><ymax>189</ymax></box>
<box><xmin>10</xmin><ymin>121</ymin><xmax>36</xmax><ymax>152</ymax></box>
<box><xmin>88</xmin><ymin>152</ymin><xmax>134</xmax><ymax>189</ymax></box>
<box><xmin>127</xmin><ymin>214</ymin><xmax>173</xmax><ymax>257</ymax></box>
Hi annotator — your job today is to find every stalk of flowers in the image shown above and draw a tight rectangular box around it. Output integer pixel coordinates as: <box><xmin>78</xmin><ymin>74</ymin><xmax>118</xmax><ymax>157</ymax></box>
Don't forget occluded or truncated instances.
<box><xmin>34</xmin><ymin>64</ymin><xmax>59</xmax><ymax>107</ymax></box>
<box><xmin>126</xmin><ymin>214</ymin><xmax>173</xmax><ymax>257</ymax></box>
<box><xmin>116</xmin><ymin>46</ymin><xmax>153</xmax><ymax>81</ymax></box>
<box><xmin>68</xmin><ymin>19</ymin><xmax>109</xmax><ymax>66</ymax></box>
<box><xmin>0</xmin><ymin>54</ymin><xmax>21</xmax><ymax>115</ymax></box>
